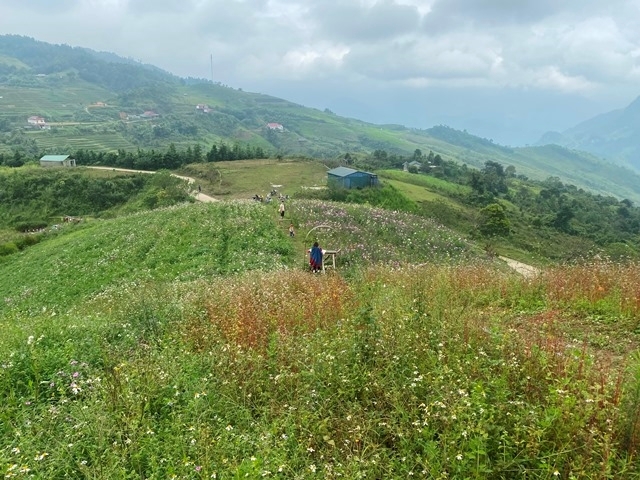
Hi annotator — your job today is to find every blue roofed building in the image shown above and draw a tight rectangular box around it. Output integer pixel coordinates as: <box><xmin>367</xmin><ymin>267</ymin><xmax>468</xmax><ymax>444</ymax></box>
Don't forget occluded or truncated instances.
<box><xmin>327</xmin><ymin>167</ymin><xmax>378</xmax><ymax>189</ymax></box>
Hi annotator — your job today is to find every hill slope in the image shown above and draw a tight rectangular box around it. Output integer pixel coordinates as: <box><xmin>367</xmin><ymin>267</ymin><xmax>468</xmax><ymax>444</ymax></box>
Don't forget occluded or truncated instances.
<box><xmin>3</xmin><ymin>35</ymin><xmax>640</xmax><ymax>201</ymax></box>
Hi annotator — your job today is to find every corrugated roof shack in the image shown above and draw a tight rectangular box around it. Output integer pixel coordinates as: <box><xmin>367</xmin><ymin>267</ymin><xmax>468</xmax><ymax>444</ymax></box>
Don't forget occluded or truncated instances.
<box><xmin>40</xmin><ymin>155</ymin><xmax>76</xmax><ymax>168</ymax></box>
<box><xmin>327</xmin><ymin>167</ymin><xmax>379</xmax><ymax>189</ymax></box>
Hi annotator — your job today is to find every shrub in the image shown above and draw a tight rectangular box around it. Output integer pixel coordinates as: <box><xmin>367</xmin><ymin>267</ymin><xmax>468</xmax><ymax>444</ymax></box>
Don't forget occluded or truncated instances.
<box><xmin>14</xmin><ymin>234</ymin><xmax>42</xmax><ymax>250</ymax></box>
<box><xmin>15</xmin><ymin>221</ymin><xmax>48</xmax><ymax>232</ymax></box>
<box><xmin>0</xmin><ymin>242</ymin><xmax>18</xmax><ymax>256</ymax></box>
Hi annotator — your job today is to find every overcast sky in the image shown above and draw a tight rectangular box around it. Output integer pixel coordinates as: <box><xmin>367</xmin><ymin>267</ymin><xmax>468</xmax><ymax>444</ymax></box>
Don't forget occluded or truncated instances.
<box><xmin>3</xmin><ymin>0</ymin><xmax>640</xmax><ymax>145</ymax></box>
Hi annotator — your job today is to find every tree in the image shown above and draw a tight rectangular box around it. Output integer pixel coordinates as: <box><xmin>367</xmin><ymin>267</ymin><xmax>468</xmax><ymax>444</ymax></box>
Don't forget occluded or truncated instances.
<box><xmin>478</xmin><ymin>203</ymin><xmax>510</xmax><ymax>237</ymax></box>
<box><xmin>551</xmin><ymin>202</ymin><xmax>575</xmax><ymax>233</ymax></box>
<box><xmin>482</xmin><ymin>161</ymin><xmax>508</xmax><ymax>194</ymax></box>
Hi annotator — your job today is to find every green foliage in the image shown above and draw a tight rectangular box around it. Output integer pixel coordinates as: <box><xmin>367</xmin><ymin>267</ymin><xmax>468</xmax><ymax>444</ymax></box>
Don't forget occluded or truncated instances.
<box><xmin>478</xmin><ymin>203</ymin><xmax>510</xmax><ymax>237</ymax></box>
<box><xmin>1</xmin><ymin>263</ymin><xmax>639</xmax><ymax>478</ymax></box>
<box><xmin>0</xmin><ymin>242</ymin><xmax>18</xmax><ymax>256</ymax></box>
<box><xmin>325</xmin><ymin>183</ymin><xmax>417</xmax><ymax>213</ymax></box>
<box><xmin>14</xmin><ymin>220</ymin><xmax>47</xmax><ymax>232</ymax></box>
<box><xmin>0</xmin><ymin>166</ymin><xmax>190</xmax><ymax>229</ymax></box>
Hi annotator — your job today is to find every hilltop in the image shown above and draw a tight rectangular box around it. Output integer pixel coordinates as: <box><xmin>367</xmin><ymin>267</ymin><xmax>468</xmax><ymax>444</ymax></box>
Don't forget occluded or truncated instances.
<box><xmin>2</xmin><ymin>35</ymin><xmax>640</xmax><ymax>201</ymax></box>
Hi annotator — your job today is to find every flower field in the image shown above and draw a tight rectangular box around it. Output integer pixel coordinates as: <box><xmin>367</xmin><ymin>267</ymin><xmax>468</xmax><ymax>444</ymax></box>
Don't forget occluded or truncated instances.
<box><xmin>288</xmin><ymin>200</ymin><xmax>479</xmax><ymax>267</ymax></box>
<box><xmin>1</xmin><ymin>201</ymin><xmax>640</xmax><ymax>478</ymax></box>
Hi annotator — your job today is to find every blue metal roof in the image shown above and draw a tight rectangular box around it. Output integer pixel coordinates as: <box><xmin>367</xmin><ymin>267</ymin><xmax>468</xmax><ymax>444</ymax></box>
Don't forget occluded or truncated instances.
<box><xmin>327</xmin><ymin>167</ymin><xmax>376</xmax><ymax>177</ymax></box>
<box><xmin>40</xmin><ymin>155</ymin><xmax>70</xmax><ymax>162</ymax></box>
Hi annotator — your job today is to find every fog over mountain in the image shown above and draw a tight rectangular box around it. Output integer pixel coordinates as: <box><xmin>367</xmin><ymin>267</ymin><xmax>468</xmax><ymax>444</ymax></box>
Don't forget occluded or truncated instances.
<box><xmin>3</xmin><ymin>0</ymin><xmax>640</xmax><ymax>146</ymax></box>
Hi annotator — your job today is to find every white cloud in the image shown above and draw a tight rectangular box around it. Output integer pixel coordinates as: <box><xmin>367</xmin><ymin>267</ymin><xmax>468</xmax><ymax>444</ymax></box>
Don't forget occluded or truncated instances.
<box><xmin>2</xmin><ymin>0</ymin><xmax>640</xmax><ymax>144</ymax></box>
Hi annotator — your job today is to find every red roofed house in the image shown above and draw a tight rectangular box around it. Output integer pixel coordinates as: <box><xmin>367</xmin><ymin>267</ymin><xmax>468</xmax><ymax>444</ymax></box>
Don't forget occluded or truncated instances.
<box><xmin>266</xmin><ymin>122</ymin><xmax>284</xmax><ymax>131</ymax></box>
<box><xmin>28</xmin><ymin>116</ymin><xmax>46</xmax><ymax>127</ymax></box>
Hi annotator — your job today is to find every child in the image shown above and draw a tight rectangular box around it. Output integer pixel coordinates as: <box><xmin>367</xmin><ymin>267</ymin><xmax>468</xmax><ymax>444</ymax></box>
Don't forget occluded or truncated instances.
<box><xmin>289</xmin><ymin>224</ymin><xmax>295</xmax><ymax>237</ymax></box>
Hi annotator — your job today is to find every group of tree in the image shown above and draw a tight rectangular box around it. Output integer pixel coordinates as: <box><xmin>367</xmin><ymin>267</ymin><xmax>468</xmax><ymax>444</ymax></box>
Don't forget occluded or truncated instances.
<box><xmin>337</xmin><ymin>146</ymin><xmax>640</xmax><ymax>255</ymax></box>
<box><xmin>0</xmin><ymin>141</ymin><xmax>269</xmax><ymax>171</ymax></box>
<box><xmin>0</xmin><ymin>168</ymin><xmax>192</xmax><ymax>232</ymax></box>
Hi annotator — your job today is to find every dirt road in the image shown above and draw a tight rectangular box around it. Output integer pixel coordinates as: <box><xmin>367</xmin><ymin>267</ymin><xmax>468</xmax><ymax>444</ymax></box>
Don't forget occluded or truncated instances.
<box><xmin>499</xmin><ymin>256</ymin><xmax>539</xmax><ymax>278</ymax></box>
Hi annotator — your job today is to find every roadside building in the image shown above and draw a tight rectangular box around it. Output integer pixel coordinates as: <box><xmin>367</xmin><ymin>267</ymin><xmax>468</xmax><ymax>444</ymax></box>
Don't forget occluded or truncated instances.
<box><xmin>403</xmin><ymin>160</ymin><xmax>422</xmax><ymax>172</ymax></box>
<box><xmin>39</xmin><ymin>155</ymin><xmax>76</xmax><ymax>168</ymax></box>
<box><xmin>27</xmin><ymin>116</ymin><xmax>46</xmax><ymax>127</ymax></box>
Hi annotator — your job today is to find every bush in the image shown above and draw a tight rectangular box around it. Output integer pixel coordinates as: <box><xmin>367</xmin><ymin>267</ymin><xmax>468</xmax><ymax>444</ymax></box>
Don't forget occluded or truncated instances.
<box><xmin>14</xmin><ymin>234</ymin><xmax>42</xmax><ymax>250</ymax></box>
<box><xmin>15</xmin><ymin>221</ymin><xmax>48</xmax><ymax>232</ymax></box>
<box><xmin>0</xmin><ymin>242</ymin><xmax>18</xmax><ymax>256</ymax></box>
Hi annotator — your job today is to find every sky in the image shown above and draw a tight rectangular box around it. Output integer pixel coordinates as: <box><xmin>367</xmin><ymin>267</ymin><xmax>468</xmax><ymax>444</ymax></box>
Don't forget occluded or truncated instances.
<box><xmin>3</xmin><ymin>0</ymin><xmax>640</xmax><ymax>146</ymax></box>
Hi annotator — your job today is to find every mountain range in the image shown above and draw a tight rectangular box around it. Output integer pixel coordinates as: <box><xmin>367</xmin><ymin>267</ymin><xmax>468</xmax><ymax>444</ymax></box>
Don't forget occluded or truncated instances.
<box><xmin>2</xmin><ymin>35</ymin><xmax>640</xmax><ymax>202</ymax></box>
<box><xmin>538</xmin><ymin>95</ymin><xmax>640</xmax><ymax>172</ymax></box>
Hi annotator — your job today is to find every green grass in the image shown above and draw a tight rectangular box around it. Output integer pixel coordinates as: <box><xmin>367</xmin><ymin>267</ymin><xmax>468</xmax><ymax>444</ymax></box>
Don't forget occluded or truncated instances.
<box><xmin>378</xmin><ymin>169</ymin><xmax>472</xmax><ymax>196</ymax></box>
<box><xmin>1</xmin><ymin>194</ymin><xmax>640</xmax><ymax>477</ymax></box>
<box><xmin>179</xmin><ymin>159</ymin><xmax>328</xmax><ymax>198</ymax></box>
<box><xmin>0</xmin><ymin>202</ymin><xmax>294</xmax><ymax>315</ymax></box>
<box><xmin>1</xmin><ymin>256</ymin><xmax>639</xmax><ymax>478</ymax></box>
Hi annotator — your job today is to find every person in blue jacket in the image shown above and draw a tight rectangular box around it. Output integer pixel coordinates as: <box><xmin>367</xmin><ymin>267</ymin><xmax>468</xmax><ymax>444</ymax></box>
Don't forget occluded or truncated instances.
<box><xmin>309</xmin><ymin>241</ymin><xmax>323</xmax><ymax>273</ymax></box>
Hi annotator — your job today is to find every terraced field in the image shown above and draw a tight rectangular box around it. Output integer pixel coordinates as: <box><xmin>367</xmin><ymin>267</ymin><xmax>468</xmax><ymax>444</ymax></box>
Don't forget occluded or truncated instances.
<box><xmin>25</xmin><ymin>130</ymin><xmax>136</xmax><ymax>151</ymax></box>
<box><xmin>0</xmin><ymin>80</ymin><xmax>111</xmax><ymax>121</ymax></box>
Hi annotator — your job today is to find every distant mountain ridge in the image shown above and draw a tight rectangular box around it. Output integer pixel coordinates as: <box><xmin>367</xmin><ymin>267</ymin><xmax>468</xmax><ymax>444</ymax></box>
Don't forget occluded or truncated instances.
<box><xmin>538</xmin><ymin>95</ymin><xmax>640</xmax><ymax>172</ymax></box>
<box><xmin>3</xmin><ymin>35</ymin><xmax>640</xmax><ymax>201</ymax></box>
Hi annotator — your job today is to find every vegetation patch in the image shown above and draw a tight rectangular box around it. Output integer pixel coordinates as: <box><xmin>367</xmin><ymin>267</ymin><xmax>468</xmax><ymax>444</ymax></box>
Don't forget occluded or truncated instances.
<box><xmin>1</xmin><ymin>262</ymin><xmax>639</xmax><ymax>478</ymax></box>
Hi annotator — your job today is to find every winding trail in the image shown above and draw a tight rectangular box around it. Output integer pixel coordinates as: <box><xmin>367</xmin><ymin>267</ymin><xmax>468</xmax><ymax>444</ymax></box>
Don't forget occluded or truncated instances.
<box><xmin>499</xmin><ymin>256</ymin><xmax>539</xmax><ymax>278</ymax></box>
<box><xmin>86</xmin><ymin>166</ymin><xmax>218</xmax><ymax>202</ymax></box>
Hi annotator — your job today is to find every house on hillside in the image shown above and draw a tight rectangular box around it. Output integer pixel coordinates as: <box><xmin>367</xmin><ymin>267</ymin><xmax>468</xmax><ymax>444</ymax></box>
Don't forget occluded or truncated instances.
<box><xmin>141</xmin><ymin>110</ymin><xmax>159</xmax><ymax>118</ymax></box>
<box><xmin>266</xmin><ymin>122</ymin><xmax>284</xmax><ymax>131</ymax></box>
<box><xmin>403</xmin><ymin>160</ymin><xmax>422</xmax><ymax>172</ymax></box>
<box><xmin>27</xmin><ymin>116</ymin><xmax>46</xmax><ymax>127</ymax></box>
<box><xmin>196</xmin><ymin>104</ymin><xmax>212</xmax><ymax>113</ymax></box>
<box><xmin>327</xmin><ymin>167</ymin><xmax>378</xmax><ymax>189</ymax></box>
<box><xmin>40</xmin><ymin>155</ymin><xmax>76</xmax><ymax>168</ymax></box>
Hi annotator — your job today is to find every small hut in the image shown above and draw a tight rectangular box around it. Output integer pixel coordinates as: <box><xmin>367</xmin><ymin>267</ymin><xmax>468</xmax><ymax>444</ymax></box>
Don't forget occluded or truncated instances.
<box><xmin>40</xmin><ymin>155</ymin><xmax>76</xmax><ymax>168</ymax></box>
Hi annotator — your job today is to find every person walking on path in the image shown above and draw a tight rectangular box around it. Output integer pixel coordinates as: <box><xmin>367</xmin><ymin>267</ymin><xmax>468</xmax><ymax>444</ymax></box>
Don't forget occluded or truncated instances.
<box><xmin>279</xmin><ymin>202</ymin><xmax>285</xmax><ymax>219</ymax></box>
<box><xmin>289</xmin><ymin>223</ymin><xmax>295</xmax><ymax>237</ymax></box>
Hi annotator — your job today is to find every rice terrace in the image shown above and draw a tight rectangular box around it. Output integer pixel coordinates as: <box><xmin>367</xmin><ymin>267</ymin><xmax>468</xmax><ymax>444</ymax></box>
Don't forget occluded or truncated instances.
<box><xmin>1</xmin><ymin>156</ymin><xmax>640</xmax><ymax>479</ymax></box>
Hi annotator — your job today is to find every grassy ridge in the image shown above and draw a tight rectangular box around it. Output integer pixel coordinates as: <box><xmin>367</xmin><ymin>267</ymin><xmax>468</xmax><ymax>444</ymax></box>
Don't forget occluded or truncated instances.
<box><xmin>0</xmin><ymin>202</ymin><xmax>295</xmax><ymax>315</ymax></box>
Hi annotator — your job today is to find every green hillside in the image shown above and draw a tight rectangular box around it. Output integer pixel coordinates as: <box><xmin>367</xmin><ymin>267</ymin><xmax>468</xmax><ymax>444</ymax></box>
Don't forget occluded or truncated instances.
<box><xmin>3</xmin><ymin>35</ymin><xmax>640</xmax><ymax>202</ymax></box>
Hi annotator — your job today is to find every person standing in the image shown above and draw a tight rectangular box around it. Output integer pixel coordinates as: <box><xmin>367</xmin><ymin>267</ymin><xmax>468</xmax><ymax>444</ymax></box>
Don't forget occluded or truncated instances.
<box><xmin>279</xmin><ymin>202</ymin><xmax>285</xmax><ymax>219</ymax></box>
<box><xmin>289</xmin><ymin>224</ymin><xmax>295</xmax><ymax>237</ymax></box>
<box><xmin>309</xmin><ymin>241</ymin><xmax>323</xmax><ymax>273</ymax></box>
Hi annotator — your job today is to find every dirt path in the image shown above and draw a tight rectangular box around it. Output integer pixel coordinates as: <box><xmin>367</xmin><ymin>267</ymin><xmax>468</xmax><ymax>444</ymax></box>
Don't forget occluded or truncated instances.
<box><xmin>86</xmin><ymin>166</ymin><xmax>218</xmax><ymax>202</ymax></box>
<box><xmin>499</xmin><ymin>256</ymin><xmax>539</xmax><ymax>278</ymax></box>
